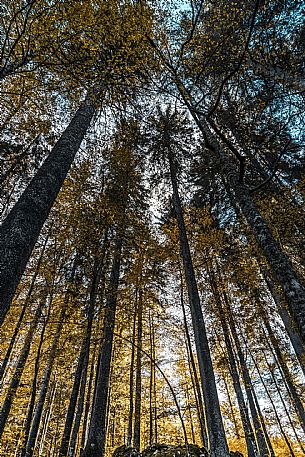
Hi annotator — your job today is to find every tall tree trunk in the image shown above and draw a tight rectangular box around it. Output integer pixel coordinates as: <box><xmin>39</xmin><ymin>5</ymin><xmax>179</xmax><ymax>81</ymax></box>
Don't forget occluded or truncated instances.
<box><xmin>251</xmin><ymin>347</ymin><xmax>296</xmax><ymax>457</ymax></box>
<box><xmin>81</xmin><ymin>348</ymin><xmax>97</xmax><ymax>452</ymax></box>
<box><xmin>127</xmin><ymin>306</ymin><xmax>137</xmax><ymax>447</ymax></box>
<box><xmin>0</xmin><ymin>95</ymin><xmax>96</xmax><ymax>325</ymax></box>
<box><xmin>206</xmin><ymin>118</ymin><xmax>305</xmax><ymax>341</ymax></box>
<box><xmin>59</xmin><ymin>256</ymin><xmax>102</xmax><ymax>457</ymax></box>
<box><xmin>20</xmin><ymin>304</ymin><xmax>50</xmax><ymax>457</ymax></box>
<box><xmin>260</xmin><ymin>348</ymin><xmax>305</xmax><ymax>454</ymax></box>
<box><xmin>207</xmin><ymin>265</ymin><xmax>259</xmax><ymax>457</ymax></box>
<box><xmin>168</xmin><ymin>150</ymin><xmax>229</xmax><ymax>457</ymax></box>
<box><xmin>222</xmin><ymin>291</ymin><xmax>271</xmax><ymax>457</ymax></box>
<box><xmin>83</xmin><ymin>237</ymin><xmax>123</xmax><ymax>457</ymax></box>
<box><xmin>261</xmin><ymin>324</ymin><xmax>305</xmax><ymax>434</ymax></box>
<box><xmin>221</xmin><ymin>371</ymin><xmax>240</xmax><ymax>440</ymax></box>
<box><xmin>180</xmin><ymin>275</ymin><xmax>208</xmax><ymax>449</ymax></box>
<box><xmin>173</xmin><ymin>80</ymin><xmax>305</xmax><ymax>342</ymax></box>
<box><xmin>68</xmin><ymin>352</ymin><xmax>88</xmax><ymax>457</ymax></box>
<box><xmin>152</xmin><ymin>315</ymin><xmax>158</xmax><ymax>444</ymax></box>
<box><xmin>0</xmin><ymin>234</ymin><xmax>48</xmax><ymax>383</ymax></box>
<box><xmin>133</xmin><ymin>290</ymin><xmax>143</xmax><ymax>451</ymax></box>
<box><xmin>149</xmin><ymin>310</ymin><xmax>154</xmax><ymax>447</ymax></box>
<box><xmin>24</xmin><ymin>302</ymin><xmax>67</xmax><ymax>457</ymax></box>
<box><xmin>0</xmin><ymin>296</ymin><xmax>46</xmax><ymax>437</ymax></box>
<box><xmin>262</xmin><ymin>270</ymin><xmax>305</xmax><ymax>377</ymax></box>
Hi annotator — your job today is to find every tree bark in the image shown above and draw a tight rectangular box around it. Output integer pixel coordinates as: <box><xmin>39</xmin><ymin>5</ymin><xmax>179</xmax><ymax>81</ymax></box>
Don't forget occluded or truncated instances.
<box><xmin>204</xmin><ymin>117</ymin><xmax>305</xmax><ymax>342</ymax></box>
<box><xmin>261</xmin><ymin>323</ymin><xmax>305</xmax><ymax>434</ymax></box>
<box><xmin>168</xmin><ymin>150</ymin><xmax>229</xmax><ymax>457</ymax></box>
<box><xmin>0</xmin><ymin>95</ymin><xmax>95</xmax><ymax>325</ymax></box>
<box><xmin>0</xmin><ymin>296</ymin><xmax>46</xmax><ymax>438</ymax></box>
<box><xmin>208</xmin><ymin>265</ymin><xmax>259</xmax><ymax>457</ymax></box>
<box><xmin>133</xmin><ymin>290</ymin><xmax>143</xmax><ymax>451</ymax></box>
<box><xmin>59</xmin><ymin>257</ymin><xmax>102</xmax><ymax>457</ymax></box>
<box><xmin>262</xmin><ymin>270</ymin><xmax>305</xmax><ymax>378</ymax></box>
<box><xmin>20</xmin><ymin>305</ymin><xmax>50</xmax><ymax>457</ymax></box>
<box><xmin>251</xmin><ymin>347</ymin><xmax>296</xmax><ymax>457</ymax></box>
<box><xmin>180</xmin><ymin>276</ymin><xmax>208</xmax><ymax>449</ymax></box>
<box><xmin>24</xmin><ymin>302</ymin><xmax>67</xmax><ymax>457</ymax></box>
<box><xmin>127</xmin><ymin>307</ymin><xmax>137</xmax><ymax>447</ymax></box>
<box><xmin>223</xmin><ymin>291</ymin><xmax>271</xmax><ymax>457</ymax></box>
<box><xmin>82</xmin><ymin>237</ymin><xmax>123</xmax><ymax>457</ymax></box>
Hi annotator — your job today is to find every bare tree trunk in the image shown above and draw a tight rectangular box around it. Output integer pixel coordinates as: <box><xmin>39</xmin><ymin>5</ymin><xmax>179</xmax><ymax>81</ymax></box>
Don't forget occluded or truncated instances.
<box><xmin>152</xmin><ymin>316</ymin><xmax>158</xmax><ymax>444</ymax></box>
<box><xmin>68</xmin><ymin>350</ymin><xmax>88</xmax><ymax>457</ymax></box>
<box><xmin>0</xmin><ymin>295</ymin><xmax>46</xmax><ymax>437</ymax></box>
<box><xmin>20</xmin><ymin>304</ymin><xmax>50</xmax><ymax>457</ymax></box>
<box><xmin>80</xmin><ymin>348</ymin><xmax>97</xmax><ymax>451</ymax></box>
<box><xmin>168</xmin><ymin>149</ymin><xmax>229</xmax><ymax>457</ymax></box>
<box><xmin>127</xmin><ymin>306</ymin><xmax>137</xmax><ymax>447</ymax></box>
<box><xmin>83</xmin><ymin>237</ymin><xmax>123</xmax><ymax>457</ymax></box>
<box><xmin>180</xmin><ymin>276</ymin><xmax>208</xmax><ymax>449</ymax></box>
<box><xmin>24</xmin><ymin>302</ymin><xmax>67</xmax><ymax>457</ymax></box>
<box><xmin>207</xmin><ymin>266</ymin><xmax>258</xmax><ymax>457</ymax></box>
<box><xmin>261</xmin><ymin>348</ymin><xmax>305</xmax><ymax>454</ymax></box>
<box><xmin>0</xmin><ymin>95</ymin><xmax>95</xmax><ymax>325</ymax></box>
<box><xmin>59</xmin><ymin>256</ymin><xmax>103</xmax><ymax>457</ymax></box>
<box><xmin>251</xmin><ymin>347</ymin><xmax>296</xmax><ymax>457</ymax></box>
<box><xmin>133</xmin><ymin>290</ymin><xmax>143</xmax><ymax>451</ymax></box>
<box><xmin>261</xmin><ymin>320</ymin><xmax>305</xmax><ymax>434</ymax></box>
<box><xmin>262</xmin><ymin>270</ymin><xmax>305</xmax><ymax>378</ymax></box>
<box><xmin>0</xmin><ymin>234</ymin><xmax>48</xmax><ymax>382</ymax></box>
<box><xmin>223</xmin><ymin>291</ymin><xmax>271</xmax><ymax>457</ymax></box>
<box><xmin>149</xmin><ymin>310</ymin><xmax>154</xmax><ymax>447</ymax></box>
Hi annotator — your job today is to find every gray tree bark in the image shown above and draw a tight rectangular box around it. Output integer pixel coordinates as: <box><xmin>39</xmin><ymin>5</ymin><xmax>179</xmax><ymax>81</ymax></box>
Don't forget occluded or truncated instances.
<box><xmin>82</xmin><ymin>237</ymin><xmax>123</xmax><ymax>457</ymax></box>
<box><xmin>168</xmin><ymin>149</ymin><xmax>229</xmax><ymax>457</ymax></box>
<box><xmin>0</xmin><ymin>95</ymin><xmax>95</xmax><ymax>325</ymax></box>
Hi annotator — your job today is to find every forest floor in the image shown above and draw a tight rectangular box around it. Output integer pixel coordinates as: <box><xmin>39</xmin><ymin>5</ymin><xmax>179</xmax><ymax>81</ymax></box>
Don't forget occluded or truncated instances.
<box><xmin>112</xmin><ymin>444</ymin><xmax>243</xmax><ymax>457</ymax></box>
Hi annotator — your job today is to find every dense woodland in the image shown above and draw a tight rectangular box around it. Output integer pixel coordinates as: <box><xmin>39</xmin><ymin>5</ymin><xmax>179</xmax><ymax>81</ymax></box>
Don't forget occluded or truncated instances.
<box><xmin>0</xmin><ymin>1</ymin><xmax>305</xmax><ymax>456</ymax></box>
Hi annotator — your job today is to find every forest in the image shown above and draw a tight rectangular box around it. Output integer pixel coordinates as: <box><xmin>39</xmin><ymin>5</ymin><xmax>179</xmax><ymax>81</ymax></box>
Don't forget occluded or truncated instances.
<box><xmin>0</xmin><ymin>1</ymin><xmax>305</xmax><ymax>456</ymax></box>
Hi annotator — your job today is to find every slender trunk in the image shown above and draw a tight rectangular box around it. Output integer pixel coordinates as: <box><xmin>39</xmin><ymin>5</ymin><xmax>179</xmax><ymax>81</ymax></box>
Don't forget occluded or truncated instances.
<box><xmin>207</xmin><ymin>265</ymin><xmax>258</xmax><ymax>457</ymax></box>
<box><xmin>0</xmin><ymin>95</ymin><xmax>96</xmax><ymax>325</ymax></box>
<box><xmin>222</xmin><ymin>372</ymin><xmax>239</xmax><ymax>439</ymax></box>
<box><xmin>0</xmin><ymin>235</ymin><xmax>48</xmax><ymax>383</ymax></box>
<box><xmin>262</xmin><ymin>270</ymin><xmax>305</xmax><ymax>378</ymax></box>
<box><xmin>111</xmin><ymin>407</ymin><xmax>116</xmax><ymax>447</ymax></box>
<box><xmin>59</xmin><ymin>258</ymin><xmax>102</xmax><ymax>457</ymax></box>
<box><xmin>223</xmin><ymin>292</ymin><xmax>270</xmax><ymax>456</ymax></box>
<box><xmin>133</xmin><ymin>290</ymin><xmax>143</xmax><ymax>451</ymax></box>
<box><xmin>0</xmin><ymin>297</ymin><xmax>46</xmax><ymax>437</ymax></box>
<box><xmin>261</xmin><ymin>348</ymin><xmax>305</xmax><ymax>453</ymax></box>
<box><xmin>83</xmin><ymin>237</ymin><xmax>123</xmax><ymax>457</ymax></box>
<box><xmin>251</xmin><ymin>378</ymin><xmax>275</xmax><ymax>457</ymax></box>
<box><xmin>149</xmin><ymin>311</ymin><xmax>154</xmax><ymax>446</ymax></box>
<box><xmin>39</xmin><ymin>380</ymin><xmax>57</xmax><ymax>456</ymax></box>
<box><xmin>185</xmin><ymin>386</ymin><xmax>195</xmax><ymax>443</ymax></box>
<box><xmin>251</xmin><ymin>348</ymin><xmax>296</xmax><ymax>457</ymax></box>
<box><xmin>68</xmin><ymin>349</ymin><xmax>88</xmax><ymax>457</ymax></box>
<box><xmin>168</xmin><ymin>150</ymin><xmax>229</xmax><ymax>457</ymax></box>
<box><xmin>180</xmin><ymin>277</ymin><xmax>208</xmax><ymax>449</ymax></box>
<box><xmin>24</xmin><ymin>302</ymin><xmax>67</xmax><ymax>457</ymax></box>
<box><xmin>174</xmin><ymin>83</ymin><xmax>305</xmax><ymax>342</ymax></box>
<box><xmin>105</xmin><ymin>349</ymin><xmax>115</xmax><ymax>448</ymax></box>
<box><xmin>261</xmin><ymin>320</ymin><xmax>305</xmax><ymax>433</ymax></box>
<box><xmin>152</xmin><ymin>316</ymin><xmax>158</xmax><ymax>444</ymax></box>
<box><xmin>20</xmin><ymin>305</ymin><xmax>50</xmax><ymax>457</ymax></box>
<box><xmin>127</xmin><ymin>306</ymin><xmax>137</xmax><ymax>447</ymax></box>
<box><xmin>81</xmin><ymin>348</ymin><xmax>97</xmax><ymax>451</ymax></box>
